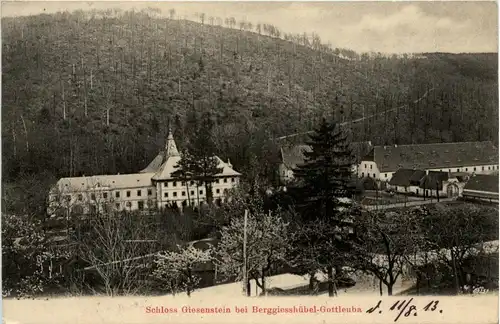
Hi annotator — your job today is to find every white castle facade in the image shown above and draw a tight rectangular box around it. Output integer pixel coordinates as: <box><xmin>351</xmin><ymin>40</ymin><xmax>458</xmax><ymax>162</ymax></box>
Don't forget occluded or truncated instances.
<box><xmin>48</xmin><ymin>131</ymin><xmax>241</xmax><ymax>216</ymax></box>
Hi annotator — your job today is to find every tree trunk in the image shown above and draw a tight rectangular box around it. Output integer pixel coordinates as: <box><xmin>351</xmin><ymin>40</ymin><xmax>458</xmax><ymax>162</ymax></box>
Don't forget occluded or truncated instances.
<box><xmin>186</xmin><ymin>267</ymin><xmax>192</xmax><ymax>297</ymax></box>
<box><xmin>246</xmin><ymin>279</ymin><xmax>251</xmax><ymax>297</ymax></box>
<box><xmin>379</xmin><ymin>278</ymin><xmax>383</xmax><ymax>296</ymax></box>
<box><xmin>451</xmin><ymin>249</ymin><xmax>460</xmax><ymax>294</ymax></box>
<box><xmin>327</xmin><ymin>266</ymin><xmax>334</xmax><ymax>297</ymax></box>
<box><xmin>309</xmin><ymin>273</ymin><xmax>315</xmax><ymax>291</ymax></box>
<box><xmin>387</xmin><ymin>283</ymin><xmax>393</xmax><ymax>296</ymax></box>
<box><xmin>261</xmin><ymin>269</ymin><xmax>266</xmax><ymax>295</ymax></box>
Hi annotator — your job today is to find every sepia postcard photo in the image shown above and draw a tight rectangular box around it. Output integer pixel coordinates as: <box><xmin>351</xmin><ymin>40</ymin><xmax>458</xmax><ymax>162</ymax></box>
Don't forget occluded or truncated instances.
<box><xmin>1</xmin><ymin>1</ymin><xmax>499</xmax><ymax>324</ymax></box>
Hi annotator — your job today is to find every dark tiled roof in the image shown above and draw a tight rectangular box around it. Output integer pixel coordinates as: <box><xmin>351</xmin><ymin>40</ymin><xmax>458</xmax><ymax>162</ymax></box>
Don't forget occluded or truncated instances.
<box><xmin>419</xmin><ymin>171</ymin><xmax>449</xmax><ymax>190</ymax></box>
<box><xmin>463</xmin><ymin>174</ymin><xmax>499</xmax><ymax>193</ymax></box>
<box><xmin>140</xmin><ymin>151</ymin><xmax>166</xmax><ymax>173</ymax></box>
<box><xmin>409</xmin><ymin>170</ymin><xmax>426</xmax><ymax>186</ymax></box>
<box><xmin>281</xmin><ymin>141</ymin><xmax>373</xmax><ymax>169</ymax></box>
<box><xmin>388</xmin><ymin>169</ymin><xmax>418</xmax><ymax>187</ymax></box>
<box><xmin>365</xmin><ymin>141</ymin><xmax>498</xmax><ymax>172</ymax></box>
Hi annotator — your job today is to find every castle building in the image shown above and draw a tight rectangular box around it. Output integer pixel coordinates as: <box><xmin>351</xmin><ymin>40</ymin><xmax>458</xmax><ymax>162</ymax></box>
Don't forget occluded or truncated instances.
<box><xmin>48</xmin><ymin>131</ymin><xmax>241</xmax><ymax>216</ymax></box>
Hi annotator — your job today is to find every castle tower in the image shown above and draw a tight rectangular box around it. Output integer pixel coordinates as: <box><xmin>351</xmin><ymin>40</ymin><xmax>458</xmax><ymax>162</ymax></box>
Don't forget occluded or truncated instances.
<box><xmin>165</xmin><ymin>128</ymin><xmax>180</xmax><ymax>158</ymax></box>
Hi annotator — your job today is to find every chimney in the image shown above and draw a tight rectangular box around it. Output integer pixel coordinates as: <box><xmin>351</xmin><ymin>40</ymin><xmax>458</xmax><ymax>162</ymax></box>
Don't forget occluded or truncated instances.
<box><xmin>227</xmin><ymin>158</ymin><xmax>233</xmax><ymax>169</ymax></box>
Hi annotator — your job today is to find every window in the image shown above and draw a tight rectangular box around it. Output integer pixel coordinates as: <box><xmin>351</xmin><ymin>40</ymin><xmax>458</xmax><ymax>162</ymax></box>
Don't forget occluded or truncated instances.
<box><xmin>91</xmin><ymin>193</ymin><xmax>96</xmax><ymax>201</ymax></box>
<box><xmin>361</xmin><ymin>172</ymin><xmax>364</xmax><ymax>177</ymax></box>
<box><xmin>482</xmin><ymin>166</ymin><xmax>484</xmax><ymax>171</ymax></box>
<box><xmin>181</xmin><ymin>181</ymin><xmax>185</xmax><ymax>186</ymax></box>
<box><xmin>138</xmin><ymin>201</ymin><xmax>144</xmax><ymax>210</ymax></box>
<box><xmin>364</xmin><ymin>164</ymin><xmax>367</xmax><ymax>169</ymax></box>
<box><xmin>465</xmin><ymin>168</ymin><xmax>468</xmax><ymax>172</ymax></box>
<box><xmin>148</xmin><ymin>189</ymin><xmax>152</xmax><ymax>196</ymax></box>
<box><xmin>164</xmin><ymin>182</ymin><xmax>168</xmax><ymax>187</ymax></box>
<box><xmin>137</xmin><ymin>190</ymin><xmax>142</xmax><ymax>197</ymax></box>
<box><xmin>173</xmin><ymin>192</ymin><xmax>177</xmax><ymax>197</ymax></box>
<box><xmin>103</xmin><ymin>192</ymin><xmax>108</xmax><ymax>199</ymax></box>
<box><xmin>373</xmin><ymin>173</ymin><xmax>375</xmax><ymax>178</ymax></box>
<box><xmin>367</xmin><ymin>173</ymin><xmax>370</xmax><ymax>177</ymax></box>
<box><xmin>488</xmin><ymin>166</ymin><xmax>491</xmax><ymax>170</ymax></box>
<box><xmin>78</xmin><ymin>194</ymin><xmax>83</xmax><ymax>201</ymax></box>
<box><xmin>416</xmin><ymin>189</ymin><xmax>419</xmax><ymax>195</ymax></box>
<box><xmin>190</xmin><ymin>190</ymin><xmax>194</xmax><ymax>196</ymax></box>
<box><xmin>164</xmin><ymin>192</ymin><xmax>169</xmax><ymax>198</ymax></box>
<box><xmin>190</xmin><ymin>181</ymin><xmax>195</xmax><ymax>186</ymax></box>
<box><xmin>449</xmin><ymin>169</ymin><xmax>451</xmax><ymax>172</ymax></box>
<box><xmin>384</xmin><ymin>174</ymin><xmax>387</xmax><ymax>178</ymax></box>
<box><xmin>473</xmin><ymin>167</ymin><xmax>476</xmax><ymax>172</ymax></box>
<box><xmin>224</xmin><ymin>178</ymin><xmax>228</xmax><ymax>183</ymax></box>
<box><xmin>126</xmin><ymin>202</ymin><xmax>132</xmax><ymax>208</ymax></box>
<box><xmin>457</xmin><ymin>169</ymin><xmax>460</xmax><ymax>172</ymax></box>
<box><xmin>126</xmin><ymin>191</ymin><xmax>131</xmax><ymax>197</ymax></box>
<box><xmin>370</xmin><ymin>165</ymin><xmax>372</xmax><ymax>170</ymax></box>
<box><xmin>216</xmin><ymin>189</ymin><xmax>220</xmax><ymax>194</ymax></box>
<box><xmin>173</xmin><ymin>181</ymin><xmax>177</xmax><ymax>187</ymax></box>
<box><xmin>231</xmin><ymin>178</ymin><xmax>235</xmax><ymax>183</ymax></box>
<box><xmin>115</xmin><ymin>203</ymin><xmax>120</xmax><ymax>209</ymax></box>
<box><xmin>182</xmin><ymin>191</ymin><xmax>186</xmax><ymax>196</ymax></box>
<box><xmin>200</xmin><ymin>190</ymin><xmax>203</xmax><ymax>195</ymax></box>
<box><xmin>115</xmin><ymin>191</ymin><xmax>120</xmax><ymax>198</ymax></box>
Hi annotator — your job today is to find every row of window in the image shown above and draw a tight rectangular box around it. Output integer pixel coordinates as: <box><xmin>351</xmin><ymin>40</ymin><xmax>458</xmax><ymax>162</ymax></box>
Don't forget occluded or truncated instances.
<box><xmin>363</xmin><ymin>164</ymin><xmax>499</xmax><ymax>172</ymax></box>
<box><xmin>65</xmin><ymin>184</ymin><xmax>235</xmax><ymax>203</ymax></box>
<box><xmin>71</xmin><ymin>188</ymin><xmax>154</xmax><ymax>202</ymax></box>
<box><xmin>162</xmin><ymin>188</ymin><xmax>228</xmax><ymax>198</ymax></box>
<box><xmin>163</xmin><ymin>177</ymin><xmax>236</xmax><ymax>188</ymax></box>
<box><xmin>360</xmin><ymin>165</ymin><xmax>499</xmax><ymax>180</ymax></box>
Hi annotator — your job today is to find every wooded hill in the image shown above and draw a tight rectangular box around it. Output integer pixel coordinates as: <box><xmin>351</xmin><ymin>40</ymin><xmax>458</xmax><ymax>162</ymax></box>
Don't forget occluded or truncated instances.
<box><xmin>2</xmin><ymin>9</ymin><xmax>498</xmax><ymax>186</ymax></box>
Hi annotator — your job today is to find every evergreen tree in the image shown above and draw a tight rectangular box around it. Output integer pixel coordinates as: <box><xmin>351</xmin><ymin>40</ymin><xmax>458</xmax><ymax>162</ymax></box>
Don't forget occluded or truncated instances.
<box><xmin>175</xmin><ymin>112</ymin><xmax>222</xmax><ymax>205</ymax></box>
<box><xmin>290</xmin><ymin>117</ymin><xmax>358</xmax><ymax>297</ymax></box>
<box><xmin>293</xmin><ymin>117</ymin><xmax>356</xmax><ymax>221</ymax></box>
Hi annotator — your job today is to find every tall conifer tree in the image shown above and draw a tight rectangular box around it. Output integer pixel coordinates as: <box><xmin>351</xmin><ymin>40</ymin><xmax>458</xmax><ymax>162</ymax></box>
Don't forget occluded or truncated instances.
<box><xmin>293</xmin><ymin>117</ymin><xmax>356</xmax><ymax>221</ymax></box>
<box><xmin>290</xmin><ymin>117</ymin><xmax>358</xmax><ymax>297</ymax></box>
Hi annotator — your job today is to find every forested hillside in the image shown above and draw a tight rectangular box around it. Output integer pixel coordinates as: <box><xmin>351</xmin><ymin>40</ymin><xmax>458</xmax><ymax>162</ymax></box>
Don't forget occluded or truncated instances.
<box><xmin>2</xmin><ymin>9</ymin><xmax>498</xmax><ymax>188</ymax></box>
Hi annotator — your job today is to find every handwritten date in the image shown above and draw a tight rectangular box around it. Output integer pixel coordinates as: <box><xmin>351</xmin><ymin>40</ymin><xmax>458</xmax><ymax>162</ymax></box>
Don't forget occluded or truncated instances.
<box><xmin>366</xmin><ymin>299</ymin><xmax>443</xmax><ymax>322</ymax></box>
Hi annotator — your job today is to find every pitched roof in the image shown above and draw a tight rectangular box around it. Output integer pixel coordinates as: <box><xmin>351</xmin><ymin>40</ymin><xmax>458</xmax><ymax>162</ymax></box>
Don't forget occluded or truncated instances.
<box><xmin>389</xmin><ymin>169</ymin><xmax>420</xmax><ymax>187</ymax></box>
<box><xmin>409</xmin><ymin>170</ymin><xmax>426</xmax><ymax>185</ymax></box>
<box><xmin>55</xmin><ymin>173</ymin><xmax>155</xmax><ymax>192</ymax></box>
<box><xmin>140</xmin><ymin>130</ymin><xmax>180</xmax><ymax>173</ymax></box>
<box><xmin>151</xmin><ymin>155</ymin><xmax>241</xmax><ymax>181</ymax></box>
<box><xmin>463</xmin><ymin>174</ymin><xmax>499</xmax><ymax>193</ymax></box>
<box><xmin>364</xmin><ymin>141</ymin><xmax>498</xmax><ymax>172</ymax></box>
<box><xmin>419</xmin><ymin>171</ymin><xmax>449</xmax><ymax>190</ymax></box>
<box><xmin>280</xmin><ymin>141</ymin><xmax>373</xmax><ymax>169</ymax></box>
<box><xmin>142</xmin><ymin>131</ymin><xmax>241</xmax><ymax>180</ymax></box>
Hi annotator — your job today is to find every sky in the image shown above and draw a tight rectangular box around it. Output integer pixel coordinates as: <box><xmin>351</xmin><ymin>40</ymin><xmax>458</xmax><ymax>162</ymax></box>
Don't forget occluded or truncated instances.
<box><xmin>1</xmin><ymin>1</ymin><xmax>498</xmax><ymax>54</ymax></box>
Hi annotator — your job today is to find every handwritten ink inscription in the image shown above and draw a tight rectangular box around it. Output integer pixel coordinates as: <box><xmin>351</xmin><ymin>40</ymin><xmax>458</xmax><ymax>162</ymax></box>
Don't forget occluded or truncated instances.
<box><xmin>366</xmin><ymin>299</ymin><xmax>443</xmax><ymax>322</ymax></box>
